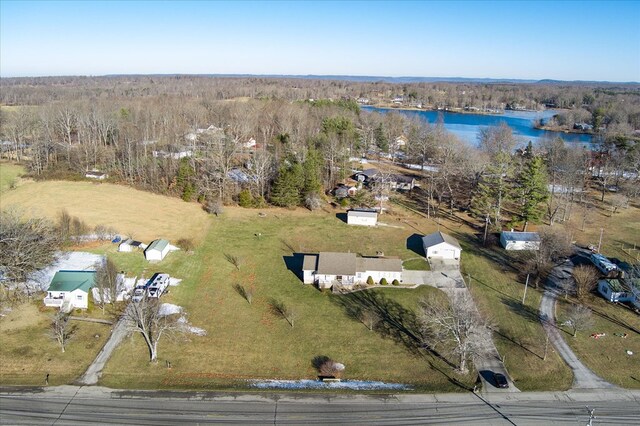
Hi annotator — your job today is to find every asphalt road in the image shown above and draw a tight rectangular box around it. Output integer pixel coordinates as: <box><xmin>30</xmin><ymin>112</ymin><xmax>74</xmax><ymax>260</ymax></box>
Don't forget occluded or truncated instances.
<box><xmin>2</xmin><ymin>386</ymin><xmax>639</xmax><ymax>425</ymax></box>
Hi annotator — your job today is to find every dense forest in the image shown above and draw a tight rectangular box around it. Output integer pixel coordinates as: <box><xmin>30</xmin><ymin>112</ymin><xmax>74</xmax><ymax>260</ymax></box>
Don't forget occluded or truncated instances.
<box><xmin>1</xmin><ymin>75</ymin><xmax>639</xmax><ymax>230</ymax></box>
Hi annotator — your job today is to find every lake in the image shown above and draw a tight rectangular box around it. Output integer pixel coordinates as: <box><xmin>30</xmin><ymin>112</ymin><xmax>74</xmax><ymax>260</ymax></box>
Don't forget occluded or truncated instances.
<box><xmin>361</xmin><ymin>105</ymin><xmax>593</xmax><ymax>146</ymax></box>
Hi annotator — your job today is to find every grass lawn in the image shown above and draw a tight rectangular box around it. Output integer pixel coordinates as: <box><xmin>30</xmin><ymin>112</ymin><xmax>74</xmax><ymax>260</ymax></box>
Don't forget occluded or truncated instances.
<box><xmin>461</xmin><ymin>248</ymin><xmax>574</xmax><ymax>391</ymax></box>
<box><xmin>556</xmin><ymin>295</ymin><xmax>640</xmax><ymax>388</ymax></box>
<box><xmin>0</xmin><ymin>180</ymin><xmax>210</xmax><ymax>242</ymax></box>
<box><xmin>402</xmin><ymin>258</ymin><xmax>430</xmax><ymax>270</ymax></box>
<box><xmin>100</xmin><ymin>207</ymin><xmax>475</xmax><ymax>391</ymax></box>
<box><xmin>0</xmin><ymin>162</ymin><xmax>24</xmax><ymax>194</ymax></box>
<box><xmin>560</xmin><ymin>192</ymin><xmax>640</xmax><ymax>264</ymax></box>
<box><xmin>0</xmin><ymin>300</ymin><xmax>111</xmax><ymax>386</ymax></box>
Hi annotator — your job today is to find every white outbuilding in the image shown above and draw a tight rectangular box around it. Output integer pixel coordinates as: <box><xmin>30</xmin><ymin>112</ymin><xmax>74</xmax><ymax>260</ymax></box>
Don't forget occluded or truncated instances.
<box><xmin>422</xmin><ymin>231</ymin><xmax>462</xmax><ymax>260</ymax></box>
<box><xmin>144</xmin><ymin>239</ymin><xmax>171</xmax><ymax>261</ymax></box>
<box><xmin>118</xmin><ymin>238</ymin><xmax>147</xmax><ymax>252</ymax></box>
<box><xmin>347</xmin><ymin>209</ymin><xmax>378</xmax><ymax>227</ymax></box>
<box><xmin>500</xmin><ymin>231</ymin><xmax>541</xmax><ymax>251</ymax></box>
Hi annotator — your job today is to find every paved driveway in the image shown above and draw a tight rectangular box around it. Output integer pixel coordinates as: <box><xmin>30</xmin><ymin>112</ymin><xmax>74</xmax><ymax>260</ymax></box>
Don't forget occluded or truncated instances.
<box><xmin>402</xmin><ymin>270</ymin><xmax>464</xmax><ymax>288</ymax></box>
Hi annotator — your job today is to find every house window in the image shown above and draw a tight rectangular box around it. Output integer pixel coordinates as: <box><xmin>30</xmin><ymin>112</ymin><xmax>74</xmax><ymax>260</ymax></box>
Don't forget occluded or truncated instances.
<box><xmin>77</xmin><ymin>295</ymin><xmax>83</xmax><ymax>300</ymax></box>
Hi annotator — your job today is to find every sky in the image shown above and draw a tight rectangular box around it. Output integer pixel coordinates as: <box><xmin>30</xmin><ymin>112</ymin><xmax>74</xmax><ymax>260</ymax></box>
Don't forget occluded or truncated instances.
<box><xmin>1</xmin><ymin>0</ymin><xmax>639</xmax><ymax>81</ymax></box>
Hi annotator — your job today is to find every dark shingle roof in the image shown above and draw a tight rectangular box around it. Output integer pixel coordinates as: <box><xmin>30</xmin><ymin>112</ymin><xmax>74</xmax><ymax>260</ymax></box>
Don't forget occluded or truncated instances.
<box><xmin>501</xmin><ymin>231</ymin><xmax>540</xmax><ymax>242</ymax></box>
<box><xmin>422</xmin><ymin>231</ymin><xmax>461</xmax><ymax>249</ymax></box>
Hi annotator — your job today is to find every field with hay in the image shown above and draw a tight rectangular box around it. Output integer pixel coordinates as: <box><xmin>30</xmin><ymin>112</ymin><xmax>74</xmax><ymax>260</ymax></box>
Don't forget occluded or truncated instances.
<box><xmin>0</xmin><ymin>180</ymin><xmax>210</xmax><ymax>243</ymax></box>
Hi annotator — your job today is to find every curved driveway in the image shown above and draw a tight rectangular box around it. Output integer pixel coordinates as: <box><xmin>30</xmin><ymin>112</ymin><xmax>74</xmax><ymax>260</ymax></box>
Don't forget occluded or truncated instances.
<box><xmin>541</xmin><ymin>258</ymin><xmax>616</xmax><ymax>389</ymax></box>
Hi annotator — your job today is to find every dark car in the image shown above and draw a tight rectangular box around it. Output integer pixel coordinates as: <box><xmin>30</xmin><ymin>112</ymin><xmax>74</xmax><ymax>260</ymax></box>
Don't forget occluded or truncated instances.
<box><xmin>493</xmin><ymin>373</ymin><xmax>509</xmax><ymax>388</ymax></box>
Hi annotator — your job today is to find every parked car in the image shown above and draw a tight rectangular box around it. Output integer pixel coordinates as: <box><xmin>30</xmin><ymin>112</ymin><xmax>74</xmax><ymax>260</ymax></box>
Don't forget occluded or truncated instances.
<box><xmin>132</xmin><ymin>286</ymin><xmax>146</xmax><ymax>303</ymax></box>
<box><xmin>493</xmin><ymin>372</ymin><xmax>509</xmax><ymax>388</ymax></box>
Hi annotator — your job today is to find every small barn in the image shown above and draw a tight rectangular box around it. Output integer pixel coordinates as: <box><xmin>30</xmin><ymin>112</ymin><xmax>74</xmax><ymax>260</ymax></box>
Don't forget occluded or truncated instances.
<box><xmin>144</xmin><ymin>239</ymin><xmax>171</xmax><ymax>261</ymax></box>
<box><xmin>422</xmin><ymin>232</ymin><xmax>462</xmax><ymax>260</ymax></box>
<box><xmin>118</xmin><ymin>238</ymin><xmax>147</xmax><ymax>252</ymax></box>
<box><xmin>347</xmin><ymin>209</ymin><xmax>378</xmax><ymax>227</ymax></box>
<box><xmin>500</xmin><ymin>231</ymin><xmax>541</xmax><ymax>251</ymax></box>
<box><xmin>44</xmin><ymin>270</ymin><xmax>96</xmax><ymax>311</ymax></box>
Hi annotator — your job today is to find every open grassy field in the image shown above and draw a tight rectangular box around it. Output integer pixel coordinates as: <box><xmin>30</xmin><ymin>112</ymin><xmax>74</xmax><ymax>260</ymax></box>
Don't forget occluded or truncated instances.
<box><xmin>0</xmin><ymin>300</ymin><xmax>111</xmax><ymax>386</ymax></box>
<box><xmin>556</xmin><ymin>295</ymin><xmax>640</xmax><ymax>388</ymax></box>
<box><xmin>100</xmin><ymin>206</ymin><xmax>474</xmax><ymax>391</ymax></box>
<box><xmin>0</xmin><ymin>162</ymin><xmax>24</xmax><ymax>194</ymax></box>
<box><xmin>565</xmin><ymin>193</ymin><xmax>640</xmax><ymax>264</ymax></box>
<box><xmin>0</xmin><ymin>180</ymin><xmax>210</xmax><ymax>243</ymax></box>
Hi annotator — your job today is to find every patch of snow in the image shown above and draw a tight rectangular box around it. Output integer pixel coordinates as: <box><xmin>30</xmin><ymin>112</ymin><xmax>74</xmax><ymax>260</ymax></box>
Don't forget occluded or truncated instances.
<box><xmin>169</xmin><ymin>278</ymin><xmax>182</xmax><ymax>286</ymax></box>
<box><xmin>28</xmin><ymin>251</ymin><xmax>104</xmax><ymax>291</ymax></box>
<box><xmin>249</xmin><ymin>379</ymin><xmax>411</xmax><ymax>390</ymax></box>
<box><xmin>177</xmin><ymin>315</ymin><xmax>206</xmax><ymax>336</ymax></box>
<box><xmin>159</xmin><ymin>303</ymin><xmax>182</xmax><ymax>317</ymax></box>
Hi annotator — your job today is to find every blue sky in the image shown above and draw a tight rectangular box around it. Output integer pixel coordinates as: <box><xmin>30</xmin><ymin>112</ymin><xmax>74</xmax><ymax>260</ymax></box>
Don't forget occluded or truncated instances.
<box><xmin>1</xmin><ymin>1</ymin><xmax>639</xmax><ymax>81</ymax></box>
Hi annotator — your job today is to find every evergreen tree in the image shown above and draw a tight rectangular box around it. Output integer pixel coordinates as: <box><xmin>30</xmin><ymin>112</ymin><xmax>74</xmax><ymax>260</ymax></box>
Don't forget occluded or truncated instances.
<box><xmin>270</xmin><ymin>159</ymin><xmax>303</xmax><ymax>207</ymax></box>
<box><xmin>518</xmin><ymin>156</ymin><xmax>549</xmax><ymax>231</ymax></box>
<box><xmin>470</xmin><ymin>152</ymin><xmax>514</xmax><ymax>226</ymax></box>
<box><xmin>302</xmin><ymin>148</ymin><xmax>322</xmax><ymax>196</ymax></box>
<box><xmin>374</xmin><ymin>123</ymin><xmax>389</xmax><ymax>152</ymax></box>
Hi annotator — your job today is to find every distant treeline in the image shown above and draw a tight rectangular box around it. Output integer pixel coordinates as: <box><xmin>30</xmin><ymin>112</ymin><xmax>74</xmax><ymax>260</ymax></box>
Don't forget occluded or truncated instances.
<box><xmin>0</xmin><ymin>76</ymin><xmax>638</xmax><ymax>226</ymax></box>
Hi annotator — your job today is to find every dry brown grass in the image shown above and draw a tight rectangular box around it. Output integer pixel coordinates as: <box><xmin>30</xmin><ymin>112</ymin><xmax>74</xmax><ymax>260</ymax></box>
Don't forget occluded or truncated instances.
<box><xmin>0</xmin><ymin>301</ymin><xmax>111</xmax><ymax>386</ymax></box>
<box><xmin>0</xmin><ymin>180</ymin><xmax>210</xmax><ymax>243</ymax></box>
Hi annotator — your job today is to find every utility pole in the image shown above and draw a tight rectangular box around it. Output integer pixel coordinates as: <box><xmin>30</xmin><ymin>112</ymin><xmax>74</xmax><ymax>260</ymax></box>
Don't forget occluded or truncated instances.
<box><xmin>522</xmin><ymin>273</ymin><xmax>530</xmax><ymax>305</ymax></box>
<box><xmin>597</xmin><ymin>228</ymin><xmax>604</xmax><ymax>253</ymax></box>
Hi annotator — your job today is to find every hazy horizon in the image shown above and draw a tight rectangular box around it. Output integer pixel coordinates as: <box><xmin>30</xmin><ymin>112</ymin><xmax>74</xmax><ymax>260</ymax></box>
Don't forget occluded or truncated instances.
<box><xmin>1</xmin><ymin>1</ymin><xmax>639</xmax><ymax>81</ymax></box>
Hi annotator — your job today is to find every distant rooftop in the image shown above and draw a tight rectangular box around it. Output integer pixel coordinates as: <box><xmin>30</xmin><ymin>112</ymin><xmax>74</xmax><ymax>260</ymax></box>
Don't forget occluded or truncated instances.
<box><xmin>146</xmin><ymin>239</ymin><xmax>169</xmax><ymax>252</ymax></box>
<box><xmin>501</xmin><ymin>231</ymin><xmax>541</xmax><ymax>242</ymax></box>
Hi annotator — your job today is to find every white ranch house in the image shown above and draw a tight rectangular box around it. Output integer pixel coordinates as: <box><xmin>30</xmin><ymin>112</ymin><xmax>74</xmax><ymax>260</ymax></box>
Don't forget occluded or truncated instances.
<box><xmin>85</xmin><ymin>170</ymin><xmax>108</xmax><ymax>180</ymax></box>
<box><xmin>44</xmin><ymin>270</ymin><xmax>96</xmax><ymax>312</ymax></box>
<box><xmin>302</xmin><ymin>252</ymin><xmax>402</xmax><ymax>290</ymax></box>
<box><xmin>500</xmin><ymin>231</ymin><xmax>541</xmax><ymax>251</ymax></box>
<box><xmin>422</xmin><ymin>232</ymin><xmax>461</xmax><ymax>260</ymax></box>
<box><xmin>347</xmin><ymin>209</ymin><xmax>378</xmax><ymax>226</ymax></box>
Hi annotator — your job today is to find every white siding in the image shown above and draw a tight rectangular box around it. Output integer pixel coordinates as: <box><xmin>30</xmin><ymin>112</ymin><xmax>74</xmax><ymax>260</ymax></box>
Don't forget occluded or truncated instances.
<box><xmin>144</xmin><ymin>247</ymin><xmax>169</xmax><ymax>261</ymax></box>
<box><xmin>347</xmin><ymin>213</ymin><xmax>377</xmax><ymax>227</ymax></box>
<box><xmin>303</xmin><ymin>269</ymin><xmax>315</xmax><ymax>284</ymax></box>
<box><xmin>425</xmin><ymin>242</ymin><xmax>460</xmax><ymax>260</ymax></box>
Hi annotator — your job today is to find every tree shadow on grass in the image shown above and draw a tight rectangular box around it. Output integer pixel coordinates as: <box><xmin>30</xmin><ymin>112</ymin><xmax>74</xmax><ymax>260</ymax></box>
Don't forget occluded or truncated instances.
<box><xmin>333</xmin><ymin>289</ymin><xmax>459</xmax><ymax>372</ymax></box>
<box><xmin>501</xmin><ymin>296</ymin><xmax>573</xmax><ymax>337</ymax></box>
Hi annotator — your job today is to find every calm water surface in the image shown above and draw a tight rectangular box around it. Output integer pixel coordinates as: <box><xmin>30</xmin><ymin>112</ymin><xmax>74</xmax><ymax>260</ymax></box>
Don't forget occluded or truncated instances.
<box><xmin>362</xmin><ymin>106</ymin><xmax>593</xmax><ymax>146</ymax></box>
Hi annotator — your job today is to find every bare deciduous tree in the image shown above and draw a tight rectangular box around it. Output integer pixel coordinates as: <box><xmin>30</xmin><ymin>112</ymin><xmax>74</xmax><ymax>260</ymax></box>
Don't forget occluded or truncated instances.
<box><xmin>0</xmin><ymin>209</ymin><xmax>61</xmax><ymax>293</ymax></box>
<box><xmin>565</xmin><ymin>304</ymin><xmax>594</xmax><ymax>337</ymax></box>
<box><xmin>418</xmin><ymin>291</ymin><xmax>493</xmax><ymax>373</ymax></box>
<box><xmin>269</xmin><ymin>298</ymin><xmax>297</xmax><ymax>328</ymax></box>
<box><xmin>521</xmin><ymin>226</ymin><xmax>574</xmax><ymax>288</ymax></box>
<box><xmin>573</xmin><ymin>265</ymin><xmax>599</xmax><ymax>301</ymax></box>
<box><xmin>233</xmin><ymin>283</ymin><xmax>254</xmax><ymax>305</ymax></box>
<box><xmin>359</xmin><ymin>309</ymin><xmax>380</xmax><ymax>331</ymax></box>
<box><xmin>49</xmin><ymin>311</ymin><xmax>76</xmax><ymax>353</ymax></box>
<box><xmin>125</xmin><ymin>298</ymin><xmax>181</xmax><ymax>362</ymax></box>
<box><xmin>94</xmin><ymin>257</ymin><xmax>119</xmax><ymax>313</ymax></box>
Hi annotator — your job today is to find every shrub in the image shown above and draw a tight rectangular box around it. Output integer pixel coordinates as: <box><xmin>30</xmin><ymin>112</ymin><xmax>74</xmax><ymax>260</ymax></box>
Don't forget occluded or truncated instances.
<box><xmin>339</xmin><ymin>198</ymin><xmax>350</xmax><ymax>208</ymax></box>
<box><xmin>380</xmin><ymin>278</ymin><xmax>388</xmax><ymax>286</ymax></box>
<box><xmin>366</xmin><ymin>276</ymin><xmax>374</xmax><ymax>285</ymax></box>
<box><xmin>177</xmin><ymin>238</ymin><xmax>194</xmax><ymax>252</ymax></box>
<box><xmin>238</xmin><ymin>189</ymin><xmax>254</xmax><ymax>208</ymax></box>
<box><xmin>304</xmin><ymin>192</ymin><xmax>323</xmax><ymax>211</ymax></box>
<box><xmin>205</xmin><ymin>198</ymin><xmax>224</xmax><ymax>216</ymax></box>
<box><xmin>392</xmin><ymin>279</ymin><xmax>400</xmax><ymax>286</ymax></box>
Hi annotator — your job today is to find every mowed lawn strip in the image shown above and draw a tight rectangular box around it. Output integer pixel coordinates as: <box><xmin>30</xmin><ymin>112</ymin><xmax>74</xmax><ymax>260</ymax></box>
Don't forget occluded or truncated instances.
<box><xmin>101</xmin><ymin>207</ymin><xmax>472</xmax><ymax>391</ymax></box>
<box><xmin>0</xmin><ymin>180</ymin><xmax>210</xmax><ymax>242</ymax></box>
<box><xmin>556</xmin><ymin>295</ymin><xmax>640</xmax><ymax>388</ymax></box>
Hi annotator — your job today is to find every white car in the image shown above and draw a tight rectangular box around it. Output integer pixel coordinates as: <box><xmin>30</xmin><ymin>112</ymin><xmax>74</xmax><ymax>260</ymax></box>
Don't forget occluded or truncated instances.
<box><xmin>132</xmin><ymin>287</ymin><xmax>146</xmax><ymax>303</ymax></box>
